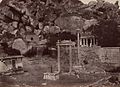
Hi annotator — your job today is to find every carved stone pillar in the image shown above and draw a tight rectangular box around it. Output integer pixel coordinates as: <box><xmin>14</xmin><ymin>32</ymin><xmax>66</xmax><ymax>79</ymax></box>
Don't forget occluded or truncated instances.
<box><xmin>86</xmin><ymin>38</ymin><xmax>88</xmax><ymax>47</ymax></box>
<box><xmin>96</xmin><ymin>38</ymin><xmax>98</xmax><ymax>45</ymax></box>
<box><xmin>93</xmin><ymin>38</ymin><xmax>95</xmax><ymax>46</ymax></box>
<box><xmin>83</xmin><ymin>38</ymin><xmax>85</xmax><ymax>47</ymax></box>
<box><xmin>80</xmin><ymin>38</ymin><xmax>82</xmax><ymax>46</ymax></box>
<box><xmin>90</xmin><ymin>38</ymin><xmax>93</xmax><ymax>47</ymax></box>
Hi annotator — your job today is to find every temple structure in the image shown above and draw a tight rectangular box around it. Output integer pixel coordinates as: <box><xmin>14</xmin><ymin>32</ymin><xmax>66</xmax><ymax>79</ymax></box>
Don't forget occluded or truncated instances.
<box><xmin>80</xmin><ymin>33</ymin><xmax>98</xmax><ymax>47</ymax></box>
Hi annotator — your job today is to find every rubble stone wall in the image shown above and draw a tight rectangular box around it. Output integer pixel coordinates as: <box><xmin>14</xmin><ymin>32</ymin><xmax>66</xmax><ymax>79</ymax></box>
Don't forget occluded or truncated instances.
<box><xmin>71</xmin><ymin>47</ymin><xmax>120</xmax><ymax>66</ymax></box>
<box><xmin>99</xmin><ymin>47</ymin><xmax>120</xmax><ymax>65</ymax></box>
<box><xmin>71</xmin><ymin>47</ymin><xmax>101</xmax><ymax>66</ymax></box>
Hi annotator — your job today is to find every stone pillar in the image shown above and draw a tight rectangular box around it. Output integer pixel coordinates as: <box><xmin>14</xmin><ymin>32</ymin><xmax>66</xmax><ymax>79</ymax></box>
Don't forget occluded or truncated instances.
<box><xmin>12</xmin><ymin>59</ymin><xmax>16</xmax><ymax>70</ymax></box>
<box><xmin>81</xmin><ymin>38</ymin><xmax>83</xmax><ymax>47</ymax></box>
<box><xmin>90</xmin><ymin>38</ymin><xmax>92</xmax><ymax>47</ymax></box>
<box><xmin>57</xmin><ymin>40</ymin><xmax>60</xmax><ymax>72</ymax></box>
<box><xmin>93</xmin><ymin>38</ymin><xmax>95</xmax><ymax>46</ymax></box>
<box><xmin>77</xmin><ymin>31</ymin><xmax>81</xmax><ymax>65</ymax></box>
<box><xmin>80</xmin><ymin>38</ymin><xmax>82</xmax><ymax>46</ymax></box>
<box><xmin>96</xmin><ymin>39</ymin><xmax>98</xmax><ymax>45</ymax></box>
<box><xmin>85</xmin><ymin>39</ymin><xmax>86</xmax><ymax>46</ymax></box>
<box><xmin>86</xmin><ymin>38</ymin><xmax>88</xmax><ymax>47</ymax></box>
<box><xmin>69</xmin><ymin>45</ymin><xmax>72</xmax><ymax>73</ymax></box>
<box><xmin>83</xmin><ymin>38</ymin><xmax>85</xmax><ymax>47</ymax></box>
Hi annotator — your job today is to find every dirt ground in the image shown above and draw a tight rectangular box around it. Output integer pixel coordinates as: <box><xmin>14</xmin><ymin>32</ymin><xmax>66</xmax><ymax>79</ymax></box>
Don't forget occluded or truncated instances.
<box><xmin>0</xmin><ymin>56</ymin><xmax>119</xmax><ymax>87</ymax></box>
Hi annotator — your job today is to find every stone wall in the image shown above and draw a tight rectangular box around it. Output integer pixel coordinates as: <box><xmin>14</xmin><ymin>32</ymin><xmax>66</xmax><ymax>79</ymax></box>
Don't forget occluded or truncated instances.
<box><xmin>99</xmin><ymin>47</ymin><xmax>120</xmax><ymax>65</ymax></box>
<box><xmin>60</xmin><ymin>46</ymin><xmax>120</xmax><ymax>73</ymax></box>
<box><xmin>71</xmin><ymin>46</ymin><xmax>101</xmax><ymax>66</ymax></box>
<box><xmin>71</xmin><ymin>47</ymin><xmax>120</xmax><ymax>66</ymax></box>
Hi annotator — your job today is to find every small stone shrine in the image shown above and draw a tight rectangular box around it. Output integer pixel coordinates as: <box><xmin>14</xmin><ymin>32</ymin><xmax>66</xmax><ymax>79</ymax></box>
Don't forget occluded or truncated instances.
<box><xmin>80</xmin><ymin>33</ymin><xmax>98</xmax><ymax>47</ymax></box>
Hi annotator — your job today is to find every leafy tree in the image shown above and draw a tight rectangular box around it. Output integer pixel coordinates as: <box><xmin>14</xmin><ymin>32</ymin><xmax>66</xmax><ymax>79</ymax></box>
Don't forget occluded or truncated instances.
<box><xmin>83</xmin><ymin>0</ymin><xmax>120</xmax><ymax>47</ymax></box>
<box><xmin>91</xmin><ymin>19</ymin><xmax>120</xmax><ymax>47</ymax></box>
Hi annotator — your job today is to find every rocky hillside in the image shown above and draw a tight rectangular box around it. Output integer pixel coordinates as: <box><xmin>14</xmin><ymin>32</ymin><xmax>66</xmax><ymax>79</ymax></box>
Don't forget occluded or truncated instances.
<box><xmin>0</xmin><ymin>0</ymin><xmax>120</xmax><ymax>47</ymax></box>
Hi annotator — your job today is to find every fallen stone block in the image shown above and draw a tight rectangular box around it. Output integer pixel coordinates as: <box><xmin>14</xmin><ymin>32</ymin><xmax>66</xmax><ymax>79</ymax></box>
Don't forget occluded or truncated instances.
<box><xmin>43</xmin><ymin>72</ymin><xmax>59</xmax><ymax>80</ymax></box>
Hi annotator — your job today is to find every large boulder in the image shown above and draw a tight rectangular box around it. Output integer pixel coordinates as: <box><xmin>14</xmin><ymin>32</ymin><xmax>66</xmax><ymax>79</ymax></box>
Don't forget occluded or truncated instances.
<box><xmin>12</xmin><ymin>38</ymin><xmax>32</xmax><ymax>55</ymax></box>
<box><xmin>55</xmin><ymin>16</ymin><xmax>84</xmax><ymax>34</ymax></box>
<box><xmin>83</xmin><ymin>18</ymin><xmax>98</xmax><ymax>30</ymax></box>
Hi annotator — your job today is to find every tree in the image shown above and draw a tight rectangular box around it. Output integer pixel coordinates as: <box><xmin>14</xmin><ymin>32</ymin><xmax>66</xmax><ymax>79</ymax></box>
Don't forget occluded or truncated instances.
<box><xmin>82</xmin><ymin>0</ymin><xmax>120</xmax><ymax>47</ymax></box>
<box><xmin>91</xmin><ymin>19</ymin><xmax>120</xmax><ymax>47</ymax></box>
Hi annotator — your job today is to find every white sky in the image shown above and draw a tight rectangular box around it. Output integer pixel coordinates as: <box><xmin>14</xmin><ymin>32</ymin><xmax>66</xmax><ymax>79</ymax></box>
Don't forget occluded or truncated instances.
<box><xmin>0</xmin><ymin>0</ymin><xmax>2</xmax><ymax>3</ymax></box>
<box><xmin>81</xmin><ymin>0</ymin><xmax>120</xmax><ymax>6</ymax></box>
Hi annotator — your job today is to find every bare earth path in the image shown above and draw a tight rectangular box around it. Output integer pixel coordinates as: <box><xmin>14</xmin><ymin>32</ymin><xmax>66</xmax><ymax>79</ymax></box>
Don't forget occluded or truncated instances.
<box><xmin>0</xmin><ymin>57</ymin><xmax>119</xmax><ymax>87</ymax></box>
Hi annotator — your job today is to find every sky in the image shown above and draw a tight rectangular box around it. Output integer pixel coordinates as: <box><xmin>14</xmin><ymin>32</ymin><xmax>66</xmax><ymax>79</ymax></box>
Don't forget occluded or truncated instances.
<box><xmin>81</xmin><ymin>0</ymin><xmax>120</xmax><ymax>6</ymax></box>
<box><xmin>0</xmin><ymin>0</ymin><xmax>2</xmax><ymax>3</ymax></box>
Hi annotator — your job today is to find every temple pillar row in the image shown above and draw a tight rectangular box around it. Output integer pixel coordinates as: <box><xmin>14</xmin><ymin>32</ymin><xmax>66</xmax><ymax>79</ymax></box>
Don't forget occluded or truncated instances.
<box><xmin>80</xmin><ymin>38</ymin><xmax>98</xmax><ymax>47</ymax></box>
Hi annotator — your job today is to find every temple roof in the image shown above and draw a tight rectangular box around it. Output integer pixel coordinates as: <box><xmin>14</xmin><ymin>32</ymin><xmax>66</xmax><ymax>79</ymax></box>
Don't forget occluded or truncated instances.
<box><xmin>80</xmin><ymin>32</ymin><xmax>95</xmax><ymax>38</ymax></box>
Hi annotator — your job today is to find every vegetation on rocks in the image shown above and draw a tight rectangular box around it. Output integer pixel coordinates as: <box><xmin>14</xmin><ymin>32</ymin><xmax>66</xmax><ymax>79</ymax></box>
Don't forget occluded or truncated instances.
<box><xmin>0</xmin><ymin>0</ymin><xmax>120</xmax><ymax>48</ymax></box>
<box><xmin>0</xmin><ymin>1</ymin><xmax>120</xmax><ymax>86</ymax></box>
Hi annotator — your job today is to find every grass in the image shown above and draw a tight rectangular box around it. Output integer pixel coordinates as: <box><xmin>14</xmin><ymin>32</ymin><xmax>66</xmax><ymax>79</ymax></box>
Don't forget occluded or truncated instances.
<box><xmin>0</xmin><ymin>55</ymin><xmax>111</xmax><ymax>87</ymax></box>
<box><xmin>0</xmin><ymin>47</ymin><xmax>119</xmax><ymax>87</ymax></box>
